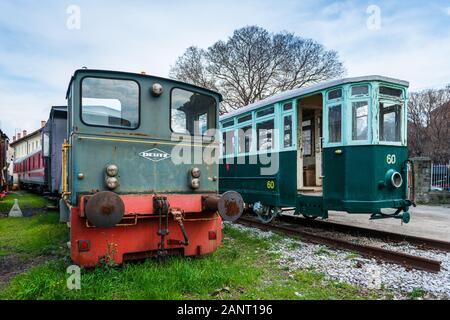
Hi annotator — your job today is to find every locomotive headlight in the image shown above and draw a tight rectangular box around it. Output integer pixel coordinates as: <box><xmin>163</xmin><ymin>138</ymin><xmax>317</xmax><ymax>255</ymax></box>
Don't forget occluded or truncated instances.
<box><xmin>106</xmin><ymin>164</ymin><xmax>119</xmax><ymax>177</ymax></box>
<box><xmin>106</xmin><ymin>177</ymin><xmax>120</xmax><ymax>190</ymax></box>
<box><xmin>151</xmin><ymin>83</ymin><xmax>164</xmax><ymax>97</ymax></box>
<box><xmin>191</xmin><ymin>167</ymin><xmax>201</xmax><ymax>178</ymax></box>
<box><xmin>191</xmin><ymin>178</ymin><xmax>200</xmax><ymax>189</ymax></box>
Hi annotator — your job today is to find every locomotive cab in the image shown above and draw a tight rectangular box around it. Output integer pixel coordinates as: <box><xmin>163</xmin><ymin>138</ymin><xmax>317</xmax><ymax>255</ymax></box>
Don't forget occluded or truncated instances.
<box><xmin>62</xmin><ymin>69</ymin><xmax>243</xmax><ymax>267</ymax></box>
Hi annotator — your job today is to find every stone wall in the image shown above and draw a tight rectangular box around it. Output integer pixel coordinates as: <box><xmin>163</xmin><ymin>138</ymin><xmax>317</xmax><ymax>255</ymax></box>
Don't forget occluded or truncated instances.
<box><xmin>410</xmin><ymin>157</ymin><xmax>432</xmax><ymax>203</ymax></box>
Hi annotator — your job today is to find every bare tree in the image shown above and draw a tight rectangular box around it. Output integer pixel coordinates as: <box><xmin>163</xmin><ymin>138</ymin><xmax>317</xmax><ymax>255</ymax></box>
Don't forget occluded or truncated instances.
<box><xmin>169</xmin><ymin>26</ymin><xmax>345</xmax><ymax>113</ymax></box>
<box><xmin>408</xmin><ymin>85</ymin><xmax>450</xmax><ymax>162</ymax></box>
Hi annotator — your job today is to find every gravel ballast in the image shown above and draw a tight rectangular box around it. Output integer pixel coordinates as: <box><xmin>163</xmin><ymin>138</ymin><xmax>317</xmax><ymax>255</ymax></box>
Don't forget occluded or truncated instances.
<box><xmin>226</xmin><ymin>222</ymin><xmax>450</xmax><ymax>299</ymax></box>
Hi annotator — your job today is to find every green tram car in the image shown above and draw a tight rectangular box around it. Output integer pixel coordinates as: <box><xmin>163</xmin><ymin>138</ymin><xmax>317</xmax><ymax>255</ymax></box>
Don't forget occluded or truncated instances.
<box><xmin>219</xmin><ymin>76</ymin><xmax>414</xmax><ymax>223</ymax></box>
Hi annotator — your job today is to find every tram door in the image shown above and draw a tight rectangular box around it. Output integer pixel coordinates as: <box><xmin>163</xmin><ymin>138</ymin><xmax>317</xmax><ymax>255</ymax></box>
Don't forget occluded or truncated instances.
<box><xmin>297</xmin><ymin>94</ymin><xmax>323</xmax><ymax>194</ymax></box>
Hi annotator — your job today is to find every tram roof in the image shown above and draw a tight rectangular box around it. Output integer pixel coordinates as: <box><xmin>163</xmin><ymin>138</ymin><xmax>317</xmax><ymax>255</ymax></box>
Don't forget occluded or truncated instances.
<box><xmin>220</xmin><ymin>75</ymin><xmax>409</xmax><ymax>121</ymax></box>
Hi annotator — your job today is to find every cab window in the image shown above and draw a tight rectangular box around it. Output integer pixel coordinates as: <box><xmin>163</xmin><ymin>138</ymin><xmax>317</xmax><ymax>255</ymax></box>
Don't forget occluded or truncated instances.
<box><xmin>171</xmin><ymin>88</ymin><xmax>216</xmax><ymax>135</ymax></box>
<box><xmin>81</xmin><ymin>77</ymin><xmax>139</xmax><ymax>129</ymax></box>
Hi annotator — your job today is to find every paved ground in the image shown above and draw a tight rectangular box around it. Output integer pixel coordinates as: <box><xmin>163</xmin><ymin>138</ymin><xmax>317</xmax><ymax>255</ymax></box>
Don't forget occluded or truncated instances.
<box><xmin>326</xmin><ymin>205</ymin><xmax>450</xmax><ymax>241</ymax></box>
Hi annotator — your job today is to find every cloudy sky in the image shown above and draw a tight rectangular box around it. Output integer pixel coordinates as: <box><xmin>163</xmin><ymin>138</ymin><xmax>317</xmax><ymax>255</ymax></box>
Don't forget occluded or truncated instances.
<box><xmin>0</xmin><ymin>0</ymin><xmax>449</xmax><ymax>138</ymax></box>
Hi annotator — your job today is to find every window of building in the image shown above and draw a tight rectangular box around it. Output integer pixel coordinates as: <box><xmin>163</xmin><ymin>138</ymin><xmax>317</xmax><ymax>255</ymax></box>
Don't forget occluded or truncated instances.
<box><xmin>352</xmin><ymin>101</ymin><xmax>369</xmax><ymax>141</ymax></box>
<box><xmin>81</xmin><ymin>77</ymin><xmax>139</xmax><ymax>129</ymax></box>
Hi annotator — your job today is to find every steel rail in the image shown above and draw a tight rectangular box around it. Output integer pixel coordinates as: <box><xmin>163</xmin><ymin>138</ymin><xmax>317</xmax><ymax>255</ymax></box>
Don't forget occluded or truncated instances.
<box><xmin>279</xmin><ymin>215</ymin><xmax>450</xmax><ymax>252</ymax></box>
<box><xmin>237</xmin><ymin>216</ymin><xmax>442</xmax><ymax>273</ymax></box>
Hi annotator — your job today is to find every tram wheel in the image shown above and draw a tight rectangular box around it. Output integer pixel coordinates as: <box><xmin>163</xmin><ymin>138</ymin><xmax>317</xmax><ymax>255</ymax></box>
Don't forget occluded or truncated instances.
<box><xmin>302</xmin><ymin>214</ymin><xmax>318</xmax><ymax>220</ymax></box>
<box><xmin>255</xmin><ymin>205</ymin><xmax>281</xmax><ymax>224</ymax></box>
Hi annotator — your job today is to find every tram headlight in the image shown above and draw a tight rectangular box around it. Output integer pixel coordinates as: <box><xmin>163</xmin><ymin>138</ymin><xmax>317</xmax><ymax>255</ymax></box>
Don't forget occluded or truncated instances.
<box><xmin>106</xmin><ymin>164</ymin><xmax>119</xmax><ymax>177</ymax></box>
<box><xmin>191</xmin><ymin>167</ymin><xmax>201</xmax><ymax>178</ymax></box>
<box><xmin>191</xmin><ymin>178</ymin><xmax>200</xmax><ymax>189</ymax></box>
<box><xmin>384</xmin><ymin>169</ymin><xmax>403</xmax><ymax>189</ymax></box>
<box><xmin>391</xmin><ymin>171</ymin><xmax>403</xmax><ymax>188</ymax></box>
<box><xmin>106</xmin><ymin>177</ymin><xmax>120</xmax><ymax>190</ymax></box>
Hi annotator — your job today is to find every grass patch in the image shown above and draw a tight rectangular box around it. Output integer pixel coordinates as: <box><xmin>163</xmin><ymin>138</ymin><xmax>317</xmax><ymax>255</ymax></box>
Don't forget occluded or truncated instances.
<box><xmin>0</xmin><ymin>191</ymin><xmax>49</xmax><ymax>213</ymax></box>
<box><xmin>0</xmin><ymin>223</ymin><xmax>379</xmax><ymax>300</ymax></box>
<box><xmin>0</xmin><ymin>212</ymin><xmax>67</xmax><ymax>257</ymax></box>
<box><xmin>408</xmin><ymin>288</ymin><xmax>427</xmax><ymax>300</ymax></box>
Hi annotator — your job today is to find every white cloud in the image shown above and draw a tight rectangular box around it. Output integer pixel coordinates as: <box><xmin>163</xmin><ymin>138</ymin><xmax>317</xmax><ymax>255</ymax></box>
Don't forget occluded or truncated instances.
<box><xmin>0</xmin><ymin>0</ymin><xmax>450</xmax><ymax>137</ymax></box>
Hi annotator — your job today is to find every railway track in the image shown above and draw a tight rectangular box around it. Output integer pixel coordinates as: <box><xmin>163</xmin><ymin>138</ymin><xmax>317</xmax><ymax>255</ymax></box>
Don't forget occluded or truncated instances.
<box><xmin>237</xmin><ymin>215</ymin><xmax>442</xmax><ymax>273</ymax></box>
<box><xmin>279</xmin><ymin>214</ymin><xmax>450</xmax><ymax>252</ymax></box>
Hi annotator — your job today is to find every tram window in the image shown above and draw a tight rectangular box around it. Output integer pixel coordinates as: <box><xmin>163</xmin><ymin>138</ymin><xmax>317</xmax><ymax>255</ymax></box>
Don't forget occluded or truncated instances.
<box><xmin>302</xmin><ymin>120</ymin><xmax>312</xmax><ymax>156</ymax></box>
<box><xmin>284</xmin><ymin>115</ymin><xmax>293</xmax><ymax>148</ymax></box>
<box><xmin>257</xmin><ymin>120</ymin><xmax>274</xmax><ymax>151</ymax></box>
<box><xmin>238</xmin><ymin>125</ymin><xmax>252</xmax><ymax>154</ymax></box>
<box><xmin>352</xmin><ymin>101</ymin><xmax>368</xmax><ymax>141</ymax></box>
<box><xmin>283</xmin><ymin>102</ymin><xmax>293</xmax><ymax>111</ymax></box>
<box><xmin>81</xmin><ymin>78</ymin><xmax>139</xmax><ymax>129</ymax></box>
<box><xmin>222</xmin><ymin>131</ymin><xmax>234</xmax><ymax>155</ymax></box>
<box><xmin>238</xmin><ymin>114</ymin><xmax>252</xmax><ymax>123</ymax></box>
<box><xmin>256</xmin><ymin>107</ymin><xmax>274</xmax><ymax>118</ymax></box>
<box><xmin>379</xmin><ymin>102</ymin><xmax>401</xmax><ymax>142</ymax></box>
<box><xmin>171</xmin><ymin>88</ymin><xmax>216</xmax><ymax>135</ymax></box>
<box><xmin>328</xmin><ymin>89</ymin><xmax>342</xmax><ymax>100</ymax></box>
<box><xmin>351</xmin><ymin>85</ymin><xmax>369</xmax><ymax>96</ymax></box>
<box><xmin>379</xmin><ymin>86</ymin><xmax>403</xmax><ymax>98</ymax></box>
<box><xmin>222</xmin><ymin>120</ymin><xmax>234</xmax><ymax>128</ymax></box>
<box><xmin>328</xmin><ymin>105</ymin><xmax>342</xmax><ymax>143</ymax></box>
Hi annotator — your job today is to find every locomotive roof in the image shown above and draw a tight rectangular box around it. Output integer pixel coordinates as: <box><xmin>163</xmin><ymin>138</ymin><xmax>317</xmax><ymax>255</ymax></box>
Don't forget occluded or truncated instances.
<box><xmin>66</xmin><ymin>69</ymin><xmax>223</xmax><ymax>102</ymax></box>
<box><xmin>220</xmin><ymin>75</ymin><xmax>409</xmax><ymax>121</ymax></box>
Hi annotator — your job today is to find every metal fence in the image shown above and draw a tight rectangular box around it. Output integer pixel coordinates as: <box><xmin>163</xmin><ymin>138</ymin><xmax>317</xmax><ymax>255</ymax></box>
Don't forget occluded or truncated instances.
<box><xmin>431</xmin><ymin>162</ymin><xmax>450</xmax><ymax>191</ymax></box>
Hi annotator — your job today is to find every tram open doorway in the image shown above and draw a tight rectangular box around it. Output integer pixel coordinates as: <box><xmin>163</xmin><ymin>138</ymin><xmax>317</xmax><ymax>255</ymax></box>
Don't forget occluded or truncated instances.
<box><xmin>296</xmin><ymin>93</ymin><xmax>323</xmax><ymax>196</ymax></box>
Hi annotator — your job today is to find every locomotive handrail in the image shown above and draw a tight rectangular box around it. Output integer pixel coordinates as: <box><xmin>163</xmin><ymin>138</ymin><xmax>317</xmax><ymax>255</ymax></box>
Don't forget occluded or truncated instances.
<box><xmin>61</xmin><ymin>139</ymin><xmax>71</xmax><ymax>200</ymax></box>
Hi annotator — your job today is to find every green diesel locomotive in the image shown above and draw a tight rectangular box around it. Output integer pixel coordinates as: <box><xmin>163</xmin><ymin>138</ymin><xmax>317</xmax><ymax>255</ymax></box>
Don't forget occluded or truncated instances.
<box><xmin>219</xmin><ymin>76</ymin><xmax>413</xmax><ymax>223</ymax></box>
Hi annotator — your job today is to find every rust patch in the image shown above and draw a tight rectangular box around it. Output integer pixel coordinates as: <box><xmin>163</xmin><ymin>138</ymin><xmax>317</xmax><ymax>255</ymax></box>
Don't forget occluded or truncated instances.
<box><xmin>224</xmin><ymin>199</ymin><xmax>240</xmax><ymax>216</ymax></box>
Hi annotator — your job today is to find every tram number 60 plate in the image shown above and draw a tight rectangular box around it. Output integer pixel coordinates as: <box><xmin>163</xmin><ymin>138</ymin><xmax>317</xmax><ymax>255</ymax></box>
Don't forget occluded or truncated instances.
<box><xmin>266</xmin><ymin>180</ymin><xmax>275</xmax><ymax>189</ymax></box>
<box><xmin>386</xmin><ymin>154</ymin><xmax>396</xmax><ymax>164</ymax></box>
